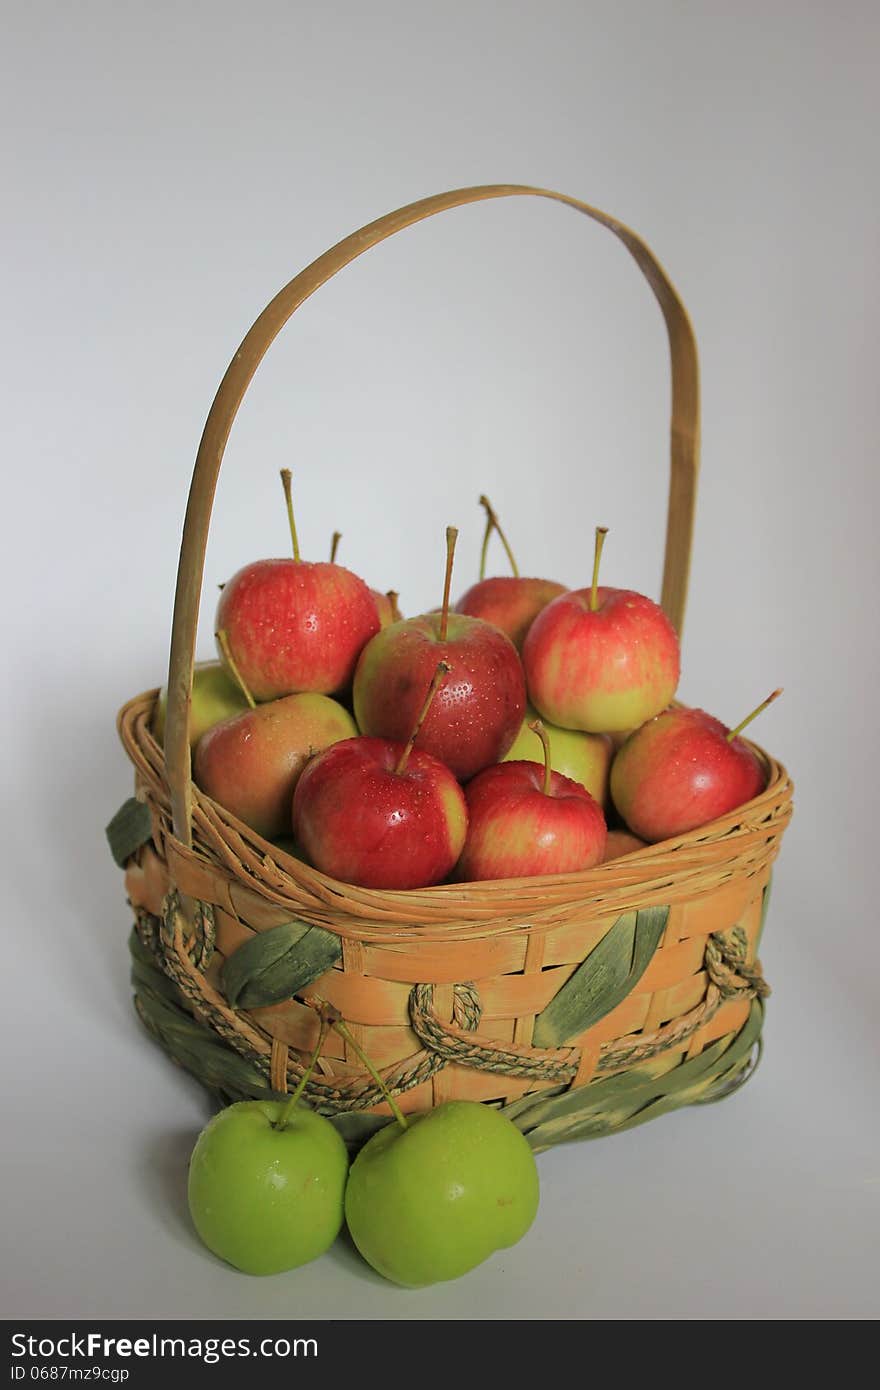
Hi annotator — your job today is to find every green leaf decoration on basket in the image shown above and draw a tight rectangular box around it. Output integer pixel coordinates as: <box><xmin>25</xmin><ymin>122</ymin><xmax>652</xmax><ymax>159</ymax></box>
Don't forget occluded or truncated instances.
<box><xmin>507</xmin><ymin>1000</ymin><xmax>764</xmax><ymax>1151</ymax></box>
<box><xmin>532</xmin><ymin>904</ymin><xmax>669</xmax><ymax>1049</ymax></box>
<box><xmin>130</xmin><ymin>929</ymin><xmax>271</xmax><ymax>1099</ymax></box>
<box><xmin>221</xmin><ymin>919</ymin><xmax>342</xmax><ymax>1011</ymax></box>
<box><xmin>105</xmin><ymin>797</ymin><xmax>153</xmax><ymax>867</ymax></box>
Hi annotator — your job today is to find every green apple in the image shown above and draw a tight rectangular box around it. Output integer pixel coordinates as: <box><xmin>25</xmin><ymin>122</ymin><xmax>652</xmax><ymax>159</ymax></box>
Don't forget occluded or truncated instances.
<box><xmin>152</xmin><ymin>660</ymin><xmax>249</xmax><ymax>748</ymax></box>
<box><xmin>344</xmin><ymin>1100</ymin><xmax>540</xmax><ymax>1287</ymax></box>
<box><xmin>503</xmin><ymin>705</ymin><xmax>612</xmax><ymax>804</ymax></box>
<box><xmin>187</xmin><ymin>1100</ymin><xmax>349</xmax><ymax>1275</ymax></box>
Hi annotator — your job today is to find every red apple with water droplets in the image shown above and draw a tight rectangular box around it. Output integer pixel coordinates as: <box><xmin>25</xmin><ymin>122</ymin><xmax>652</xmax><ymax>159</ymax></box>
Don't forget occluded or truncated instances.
<box><xmin>353</xmin><ymin>528</ymin><xmax>526</xmax><ymax>781</ymax></box>
<box><xmin>455</xmin><ymin>495</ymin><xmax>565</xmax><ymax>649</ymax></box>
<box><xmin>523</xmin><ymin>526</ymin><xmax>680</xmax><ymax>733</ymax></box>
<box><xmin>456</xmin><ymin>720</ymin><xmax>606</xmax><ymax>881</ymax></box>
<box><xmin>293</xmin><ymin>663</ymin><xmax>468</xmax><ymax>889</ymax></box>
<box><xmin>329</xmin><ymin>531</ymin><xmax>401</xmax><ymax>630</ymax></box>
<box><xmin>215</xmin><ymin>472</ymin><xmax>380</xmax><ymax>702</ymax></box>
<box><xmin>610</xmin><ymin>691</ymin><xmax>781</xmax><ymax>843</ymax></box>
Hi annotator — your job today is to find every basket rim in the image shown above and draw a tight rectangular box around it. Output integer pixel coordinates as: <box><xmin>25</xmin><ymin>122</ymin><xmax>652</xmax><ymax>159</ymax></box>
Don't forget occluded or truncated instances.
<box><xmin>118</xmin><ymin>686</ymin><xmax>794</xmax><ymax>938</ymax></box>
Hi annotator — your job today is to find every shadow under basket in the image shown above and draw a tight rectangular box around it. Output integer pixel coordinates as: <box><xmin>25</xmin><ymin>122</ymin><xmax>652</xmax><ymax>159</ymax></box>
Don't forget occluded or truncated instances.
<box><xmin>110</xmin><ymin>185</ymin><xmax>794</xmax><ymax>1152</ymax></box>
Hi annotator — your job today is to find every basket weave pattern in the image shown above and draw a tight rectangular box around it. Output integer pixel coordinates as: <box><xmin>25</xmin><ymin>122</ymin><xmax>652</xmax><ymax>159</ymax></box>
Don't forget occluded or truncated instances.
<box><xmin>120</xmin><ymin>691</ymin><xmax>792</xmax><ymax>1134</ymax></box>
<box><xmin>114</xmin><ymin>186</ymin><xmax>794</xmax><ymax>1148</ymax></box>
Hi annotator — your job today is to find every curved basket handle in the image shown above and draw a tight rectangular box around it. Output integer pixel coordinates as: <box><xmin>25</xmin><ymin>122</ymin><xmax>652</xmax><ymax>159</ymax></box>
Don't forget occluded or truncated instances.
<box><xmin>165</xmin><ymin>183</ymin><xmax>700</xmax><ymax>846</ymax></box>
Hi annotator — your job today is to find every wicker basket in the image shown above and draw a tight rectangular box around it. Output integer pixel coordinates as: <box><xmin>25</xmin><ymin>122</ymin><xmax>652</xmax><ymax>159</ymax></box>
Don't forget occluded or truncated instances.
<box><xmin>112</xmin><ymin>185</ymin><xmax>793</xmax><ymax>1152</ymax></box>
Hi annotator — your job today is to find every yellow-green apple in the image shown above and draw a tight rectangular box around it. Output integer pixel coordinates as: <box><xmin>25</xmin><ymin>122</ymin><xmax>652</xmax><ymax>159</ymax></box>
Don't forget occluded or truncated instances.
<box><xmin>193</xmin><ymin>691</ymin><xmax>357</xmax><ymax>840</ymax></box>
<box><xmin>215</xmin><ymin>471</ymin><xmax>379</xmax><ymax>701</ymax></box>
<box><xmin>610</xmin><ymin>691</ymin><xmax>780</xmax><ymax>842</ymax></box>
<box><xmin>502</xmin><ymin>704</ymin><xmax>612</xmax><ymax>804</ymax></box>
<box><xmin>455</xmin><ymin>495</ymin><xmax>565</xmax><ymax>649</ymax></box>
<box><xmin>152</xmin><ymin>660</ymin><xmax>249</xmax><ymax>748</ymax></box>
<box><xmin>187</xmin><ymin>1028</ymin><xmax>348</xmax><ymax>1275</ymax></box>
<box><xmin>345</xmin><ymin>1099</ymin><xmax>540</xmax><ymax>1287</ymax></box>
<box><xmin>457</xmin><ymin>721</ymin><xmax>607</xmax><ymax>881</ymax></box>
<box><xmin>523</xmin><ymin>527</ymin><xmax>680</xmax><ymax>733</ymax></box>
<box><xmin>293</xmin><ymin>663</ymin><xmax>468</xmax><ymax>889</ymax></box>
<box><xmin>353</xmin><ymin>527</ymin><xmax>526</xmax><ymax>781</ymax></box>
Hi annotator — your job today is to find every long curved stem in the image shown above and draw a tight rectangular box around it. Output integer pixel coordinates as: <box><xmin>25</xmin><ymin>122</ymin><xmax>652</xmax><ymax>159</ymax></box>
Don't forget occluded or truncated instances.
<box><xmin>529</xmin><ymin>719</ymin><xmax>553</xmax><ymax>796</ymax></box>
<box><xmin>727</xmin><ymin>689</ymin><xmax>783</xmax><ymax>742</ymax></box>
<box><xmin>215</xmin><ymin>629</ymin><xmax>256</xmax><ymax>708</ymax></box>
<box><xmin>274</xmin><ymin>1018</ymin><xmax>329</xmax><ymax>1129</ymax></box>
<box><xmin>479</xmin><ymin>494</ymin><xmax>519</xmax><ymax>578</ymax></box>
<box><xmin>333</xmin><ymin>1019</ymin><xmax>409</xmax><ymax>1130</ymax></box>
<box><xmin>396</xmin><ymin>662</ymin><xmax>449</xmax><ymax>774</ymax></box>
<box><xmin>439</xmin><ymin>526</ymin><xmax>458</xmax><ymax>642</ymax></box>
<box><xmin>280</xmin><ymin>469</ymin><xmax>301</xmax><ymax>562</ymax></box>
<box><xmin>590</xmin><ymin>526</ymin><xmax>609</xmax><ymax>612</ymax></box>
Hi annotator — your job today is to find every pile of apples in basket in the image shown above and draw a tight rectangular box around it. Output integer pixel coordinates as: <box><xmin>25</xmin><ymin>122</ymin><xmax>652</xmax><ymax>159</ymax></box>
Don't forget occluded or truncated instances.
<box><xmin>157</xmin><ymin>472</ymin><xmax>781</xmax><ymax>1286</ymax></box>
<box><xmin>157</xmin><ymin>472</ymin><xmax>780</xmax><ymax>885</ymax></box>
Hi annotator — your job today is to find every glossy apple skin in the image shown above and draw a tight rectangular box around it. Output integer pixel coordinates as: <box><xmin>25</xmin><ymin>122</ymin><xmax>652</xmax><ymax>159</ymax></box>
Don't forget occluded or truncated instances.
<box><xmin>455</xmin><ymin>576</ymin><xmax>567</xmax><ymax>650</ymax></box>
<box><xmin>292</xmin><ymin>736</ymin><xmax>468</xmax><ymax>889</ymax></box>
<box><xmin>187</xmin><ymin>1101</ymin><xmax>348</xmax><ymax>1275</ymax></box>
<box><xmin>523</xmin><ymin>586</ymin><xmax>680</xmax><ymax>733</ymax></box>
<box><xmin>502</xmin><ymin>705</ymin><xmax>612</xmax><ymax>803</ymax></box>
<box><xmin>610</xmin><ymin>707</ymin><xmax>766</xmax><ymax>842</ymax></box>
<box><xmin>152</xmin><ymin>660</ymin><xmax>249</xmax><ymax>748</ymax></box>
<box><xmin>216</xmin><ymin>559</ymin><xmax>380</xmax><ymax>701</ymax></box>
<box><xmin>194</xmin><ymin>693</ymin><xmax>357</xmax><ymax>840</ymax></box>
<box><xmin>457</xmin><ymin>761</ymin><xmax>606</xmax><ymax>881</ymax></box>
<box><xmin>352</xmin><ymin>614</ymin><xmax>526</xmax><ymax>781</ymax></box>
<box><xmin>344</xmin><ymin>1101</ymin><xmax>540</xmax><ymax>1287</ymax></box>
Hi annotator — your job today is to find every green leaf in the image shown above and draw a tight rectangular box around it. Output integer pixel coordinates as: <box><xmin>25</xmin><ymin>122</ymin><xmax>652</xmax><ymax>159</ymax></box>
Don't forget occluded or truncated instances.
<box><xmin>509</xmin><ymin>1002</ymin><xmax>764</xmax><ymax>1150</ymax></box>
<box><xmin>532</xmin><ymin>904</ymin><xmax>669</xmax><ymax>1048</ymax></box>
<box><xmin>105</xmin><ymin>797</ymin><xmax>152</xmax><ymax>867</ymax></box>
<box><xmin>221</xmin><ymin>919</ymin><xmax>342</xmax><ymax>1010</ymax></box>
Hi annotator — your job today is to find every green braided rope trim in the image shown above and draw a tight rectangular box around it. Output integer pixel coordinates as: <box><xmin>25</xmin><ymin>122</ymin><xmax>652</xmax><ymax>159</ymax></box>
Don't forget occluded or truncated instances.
<box><xmin>129</xmin><ymin>921</ymin><xmax>765</xmax><ymax>1153</ymax></box>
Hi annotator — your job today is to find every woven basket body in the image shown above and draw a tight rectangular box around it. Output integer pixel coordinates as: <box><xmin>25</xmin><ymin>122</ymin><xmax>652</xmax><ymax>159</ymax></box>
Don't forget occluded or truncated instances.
<box><xmin>114</xmin><ymin>187</ymin><xmax>793</xmax><ymax>1150</ymax></box>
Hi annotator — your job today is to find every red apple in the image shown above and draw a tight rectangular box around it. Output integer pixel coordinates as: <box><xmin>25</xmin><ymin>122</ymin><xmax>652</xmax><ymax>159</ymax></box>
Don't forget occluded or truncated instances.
<box><xmin>353</xmin><ymin>528</ymin><xmax>526</xmax><ymax>781</ymax></box>
<box><xmin>456</xmin><ymin>720</ymin><xmax>607</xmax><ymax>881</ymax></box>
<box><xmin>330</xmin><ymin>531</ymin><xmax>401</xmax><ymax>630</ymax></box>
<box><xmin>215</xmin><ymin>472</ymin><xmax>380</xmax><ymax>701</ymax></box>
<box><xmin>456</xmin><ymin>576</ymin><xmax>567</xmax><ymax>650</ymax></box>
<box><xmin>523</xmin><ymin>527</ymin><xmax>680</xmax><ymax>733</ymax></box>
<box><xmin>502</xmin><ymin>704</ymin><xmax>612</xmax><ymax>804</ymax></box>
<box><xmin>602</xmin><ymin>828</ymin><xmax>647</xmax><ymax>861</ymax></box>
<box><xmin>454</xmin><ymin>495</ymin><xmax>565</xmax><ymax>649</ymax></box>
<box><xmin>610</xmin><ymin>691</ymin><xmax>781</xmax><ymax>842</ymax></box>
<box><xmin>373</xmin><ymin>589</ymin><xmax>402</xmax><ymax>629</ymax></box>
<box><xmin>293</xmin><ymin>664</ymin><xmax>468</xmax><ymax>889</ymax></box>
<box><xmin>194</xmin><ymin>691</ymin><xmax>357</xmax><ymax>840</ymax></box>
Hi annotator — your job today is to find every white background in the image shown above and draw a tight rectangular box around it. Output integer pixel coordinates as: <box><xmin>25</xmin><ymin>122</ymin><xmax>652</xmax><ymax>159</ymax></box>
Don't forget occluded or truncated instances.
<box><xmin>2</xmin><ymin>1</ymin><xmax>878</xmax><ymax>1320</ymax></box>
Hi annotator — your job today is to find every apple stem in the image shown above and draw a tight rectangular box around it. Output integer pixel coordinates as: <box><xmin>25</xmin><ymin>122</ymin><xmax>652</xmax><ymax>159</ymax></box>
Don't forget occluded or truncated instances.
<box><xmin>395</xmin><ymin>661</ymin><xmax>450</xmax><ymax>775</ymax></box>
<box><xmin>590</xmin><ymin>526</ymin><xmax>609</xmax><ymax>612</ymax></box>
<box><xmin>274</xmin><ymin>1018</ymin><xmax>330</xmax><ymax>1130</ymax></box>
<box><xmin>529</xmin><ymin>719</ymin><xmax>553</xmax><ymax>796</ymax></box>
<box><xmin>280</xmin><ymin>468</ymin><xmax>301</xmax><ymax>562</ymax></box>
<box><xmin>330</xmin><ymin>530</ymin><xmax>342</xmax><ymax>564</ymax></box>
<box><xmin>332</xmin><ymin>1018</ymin><xmax>409</xmax><ymax>1130</ymax></box>
<box><xmin>387</xmin><ymin>590</ymin><xmax>401</xmax><ymax>622</ymax></box>
<box><xmin>479</xmin><ymin>494</ymin><xmax>520</xmax><ymax>579</ymax></box>
<box><xmin>439</xmin><ymin>526</ymin><xmax>458</xmax><ymax>642</ymax></box>
<box><xmin>215</xmin><ymin>629</ymin><xmax>256</xmax><ymax>709</ymax></box>
<box><xmin>726</xmin><ymin>688</ymin><xmax>783</xmax><ymax>743</ymax></box>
